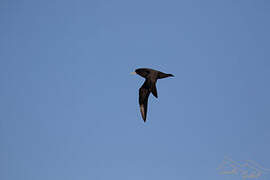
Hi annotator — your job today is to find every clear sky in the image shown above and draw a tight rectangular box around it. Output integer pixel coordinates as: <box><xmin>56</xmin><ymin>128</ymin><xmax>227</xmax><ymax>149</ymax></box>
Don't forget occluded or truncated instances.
<box><xmin>1</xmin><ymin>0</ymin><xmax>270</xmax><ymax>180</ymax></box>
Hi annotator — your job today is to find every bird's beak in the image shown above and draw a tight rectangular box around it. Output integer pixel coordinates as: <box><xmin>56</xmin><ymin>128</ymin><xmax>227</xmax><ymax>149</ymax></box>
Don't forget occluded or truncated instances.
<box><xmin>131</xmin><ymin>72</ymin><xmax>137</xmax><ymax>75</ymax></box>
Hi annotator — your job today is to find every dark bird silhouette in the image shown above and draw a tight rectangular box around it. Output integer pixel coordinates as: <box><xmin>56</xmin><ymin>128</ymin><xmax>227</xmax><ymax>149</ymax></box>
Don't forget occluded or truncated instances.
<box><xmin>132</xmin><ymin>68</ymin><xmax>174</xmax><ymax>122</ymax></box>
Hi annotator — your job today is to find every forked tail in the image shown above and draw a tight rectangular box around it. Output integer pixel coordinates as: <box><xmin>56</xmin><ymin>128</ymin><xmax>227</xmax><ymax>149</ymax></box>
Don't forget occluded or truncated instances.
<box><xmin>150</xmin><ymin>82</ymin><xmax>158</xmax><ymax>98</ymax></box>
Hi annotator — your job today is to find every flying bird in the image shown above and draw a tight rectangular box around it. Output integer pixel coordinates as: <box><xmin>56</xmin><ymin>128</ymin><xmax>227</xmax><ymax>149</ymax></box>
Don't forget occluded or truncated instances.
<box><xmin>132</xmin><ymin>68</ymin><xmax>174</xmax><ymax>122</ymax></box>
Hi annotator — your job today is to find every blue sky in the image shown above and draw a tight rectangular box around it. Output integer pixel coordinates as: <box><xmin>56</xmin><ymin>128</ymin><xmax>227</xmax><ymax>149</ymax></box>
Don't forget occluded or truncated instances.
<box><xmin>1</xmin><ymin>0</ymin><xmax>270</xmax><ymax>179</ymax></box>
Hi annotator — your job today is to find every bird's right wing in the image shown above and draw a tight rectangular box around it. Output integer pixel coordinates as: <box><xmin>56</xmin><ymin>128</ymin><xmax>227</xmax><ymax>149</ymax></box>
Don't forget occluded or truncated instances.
<box><xmin>157</xmin><ymin>72</ymin><xmax>174</xmax><ymax>79</ymax></box>
<box><xmin>139</xmin><ymin>83</ymin><xmax>150</xmax><ymax>122</ymax></box>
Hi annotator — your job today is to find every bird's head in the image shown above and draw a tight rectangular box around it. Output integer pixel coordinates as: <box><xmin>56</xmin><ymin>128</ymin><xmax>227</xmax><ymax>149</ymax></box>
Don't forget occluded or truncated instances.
<box><xmin>131</xmin><ymin>68</ymin><xmax>150</xmax><ymax>78</ymax></box>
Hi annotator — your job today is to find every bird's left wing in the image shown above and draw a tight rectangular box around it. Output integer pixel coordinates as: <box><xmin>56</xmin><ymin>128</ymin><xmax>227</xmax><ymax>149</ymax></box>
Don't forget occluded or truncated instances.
<box><xmin>139</xmin><ymin>82</ymin><xmax>150</xmax><ymax>122</ymax></box>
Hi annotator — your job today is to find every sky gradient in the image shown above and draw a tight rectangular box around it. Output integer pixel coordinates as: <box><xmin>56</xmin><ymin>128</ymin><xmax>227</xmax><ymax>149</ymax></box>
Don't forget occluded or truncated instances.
<box><xmin>1</xmin><ymin>0</ymin><xmax>270</xmax><ymax>180</ymax></box>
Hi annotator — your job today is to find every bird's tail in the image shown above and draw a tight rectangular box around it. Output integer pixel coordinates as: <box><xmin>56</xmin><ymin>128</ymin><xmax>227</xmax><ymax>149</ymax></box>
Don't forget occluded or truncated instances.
<box><xmin>150</xmin><ymin>83</ymin><xmax>158</xmax><ymax>98</ymax></box>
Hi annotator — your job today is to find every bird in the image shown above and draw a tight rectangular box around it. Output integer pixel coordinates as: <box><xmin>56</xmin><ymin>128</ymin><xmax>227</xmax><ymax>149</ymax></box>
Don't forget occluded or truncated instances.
<box><xmin>131</xmin><ymin>68</ymin><xmax>174</xmax><ymax>122</ymax></box>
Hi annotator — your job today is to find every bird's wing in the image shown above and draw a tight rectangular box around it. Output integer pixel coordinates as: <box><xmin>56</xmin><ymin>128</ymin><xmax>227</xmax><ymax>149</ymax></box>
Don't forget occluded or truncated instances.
<box><xmin>139</xmin><ymin>82</ymin><xmax>150</xmax><ymax>122</ymax></box>
<box><xmin>157</xmin><ymin>72</ymin><xmax>174</xmax><ymax>79</ymax></box>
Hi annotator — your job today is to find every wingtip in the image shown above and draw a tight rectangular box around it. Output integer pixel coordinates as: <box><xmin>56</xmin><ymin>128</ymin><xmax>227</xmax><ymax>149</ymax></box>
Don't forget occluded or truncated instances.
<box><xmin>140</xmin><ymin>104</ymin><xmax>147</xmax><ymax>122</ymax></box>
<box><xmin>142</xmin><ymin>115</ymin><xmax>147</xmax><ymax>122</ymax></box>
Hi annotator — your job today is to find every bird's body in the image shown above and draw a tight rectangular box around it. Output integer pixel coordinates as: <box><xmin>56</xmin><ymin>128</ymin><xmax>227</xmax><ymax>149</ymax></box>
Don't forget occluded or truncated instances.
<box><xmin>132</xmin><ymin>68</ymin><xmax>174</xmax><ymax>122</ymax></box>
